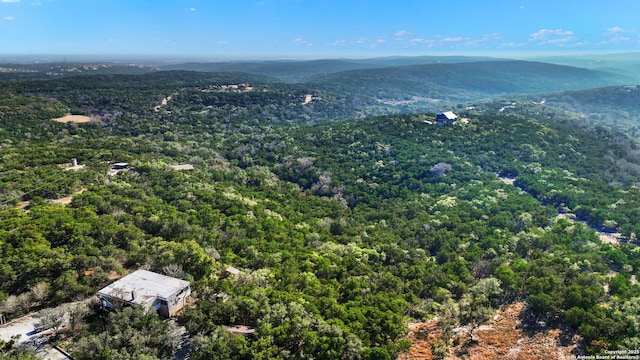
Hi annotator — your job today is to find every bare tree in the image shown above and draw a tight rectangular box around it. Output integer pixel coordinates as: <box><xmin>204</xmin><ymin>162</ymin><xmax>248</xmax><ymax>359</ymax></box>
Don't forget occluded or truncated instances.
<box><xmin>1</xmin><ymin>295</ymin><xmax>19</xmax><ymax>315</ymax></box>
<box><xmin>161</xmin><ymin>263</ymin><xmax>185</xmax><ymax>279</ymax></box>
<box><xmin>35</xmin><ymin>306</ymin><xmax>67</xmax><ymax>332</ymax></box>
<box><xmin>68</xmin><ymin>302</ymin><xmax>90</xmax><ymax>331</ymax></box>
<box><xmin>16</xmin><ymin>293</ymin><xmax>33</xmax><ymax>314</ymax></box>
<box><xmin>29</xmin><ymin>282</ymin><xmax>49</xmax><ymax>306</ymax></box>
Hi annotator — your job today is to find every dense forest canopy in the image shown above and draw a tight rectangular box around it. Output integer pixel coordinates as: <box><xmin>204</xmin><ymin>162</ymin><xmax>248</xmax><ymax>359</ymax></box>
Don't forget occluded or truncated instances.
<box><xmin>1</xmin><ymin>57</ymin><xmax>640</xmax><ymax>359</ymax></box>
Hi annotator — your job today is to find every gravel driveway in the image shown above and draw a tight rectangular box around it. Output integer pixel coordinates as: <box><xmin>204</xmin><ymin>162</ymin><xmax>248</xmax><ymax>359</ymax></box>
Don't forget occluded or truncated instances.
<box><xmin>1</xmin><ymin>313</ymin><xmax>70</xmax><ymax>359</ymax></box>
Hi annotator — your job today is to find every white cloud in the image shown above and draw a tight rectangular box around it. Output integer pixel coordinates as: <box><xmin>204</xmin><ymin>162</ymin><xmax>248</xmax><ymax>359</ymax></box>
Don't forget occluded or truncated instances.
<box><xmin>529</xmin><ymin>28</ymin><xmax>577</xmax><ymax>46</ymax></box>
<box><xmin>401</xmin><ymin>34</ymin><xmax>492</xmax><ymax>48</ymax></box>
<box><xmin>327</xmin><ymin>40</ymin><xmax>346</xmax><ymax>46</ymax></box>
<box><xmin>1</xmin><ymin>0</ymin><xmax>20</xmax><ymax>3</ymax></box>
<box><xmin>465</xmin><ymin>33</ymin><xmax>501</xmax><ymax>47</ymax></box>
<box><xmin>500</xmin><ymin>42</ymin><xmax>525</xmax><ymax>48</ymax></box>
<box><xmin>604</xmin><ymin>26</ymin><xmax>632</xmax><ymax>36</ymax></box>
<box><xmin>530</xmin><ymin>28</ymin><xmax>573</xmax><ymax>40</ymax></box>
<box><xmin>185</xmin><ymin>7</ymin><xmax>196</xmax><ymax>12</ymax></box>
<box><xmin>603</xmin><ymin>26</ymin><xmax>634</xmax><ymax>43</ymax></box>
<box><xmin>545</xmin><ymin>37</ymin><xmax>573</xmax><ymax>45</ymax></box>
<box><xmin>293</xmin><ymin>38</ymin><xmax>312</xmax><ymax>46</ymax></box>
<box><xmin>394</xmin><ymin>30</ymin><xmax>412</xmax><ymax>37</ymax></box>
<box><xmin>31</xmin><ymin>1</ymin><xmax>41</xmax><ymax>4</ymax></box>
<box><xmin>3</xmin><ymin>15</ymin><xmax>14</xmax><ymax>20</ymax></box>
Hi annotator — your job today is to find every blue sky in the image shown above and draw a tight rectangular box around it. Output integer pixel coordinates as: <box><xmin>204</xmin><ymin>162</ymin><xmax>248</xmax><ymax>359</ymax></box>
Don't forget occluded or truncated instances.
<box><xmin>1</xmin><ymin>0</ymin><xmax>639</xmax><ymax>59</ymax></box>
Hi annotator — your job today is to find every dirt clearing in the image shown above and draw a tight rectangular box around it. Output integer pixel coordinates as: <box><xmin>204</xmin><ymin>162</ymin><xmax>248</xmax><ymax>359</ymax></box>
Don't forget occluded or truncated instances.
<box><xmin>404</xmin><ymin>302</ymin><xmax>584</xmax><ymax>360</ymax></box>
<box><xmin>51</xmin><ymin>114</ymin><xmax>93</xmax><ymax>123</ymax></box>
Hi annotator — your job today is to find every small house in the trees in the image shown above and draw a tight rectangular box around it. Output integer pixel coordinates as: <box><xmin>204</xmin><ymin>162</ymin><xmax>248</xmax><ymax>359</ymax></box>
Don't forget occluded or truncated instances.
<box><xmin>108</xmin><ymin>162</ymin><xmax>131</xmax><ymax>176</ymax></box>
<box><xmin>98</xmin><ymin>269</ymin><xmax>191</xmax><ymax>318</ymax></box>
<box><xmin>435</xmin><ymin>111</ymin><xmax>458</xmax><ymax>126</ymax></box>
<box><xmin>225</xmin><ymin>266</ymin><xmax>242</xmax><ymax>278</ymax></box>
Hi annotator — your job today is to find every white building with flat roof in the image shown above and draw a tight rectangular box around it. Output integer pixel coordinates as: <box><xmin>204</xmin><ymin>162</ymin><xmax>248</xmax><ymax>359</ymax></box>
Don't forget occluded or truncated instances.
<box><xmin>98</xmin><ymin>269</ymin><xmax>191</xmax><ymax>318</ymax></box>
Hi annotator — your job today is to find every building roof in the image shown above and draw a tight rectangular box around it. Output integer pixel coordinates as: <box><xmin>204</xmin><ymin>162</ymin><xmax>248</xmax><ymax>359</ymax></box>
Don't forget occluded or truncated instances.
<box><xmin>169</xmin><ymin>164</ymin><xmax>195</xmax><ymax>171</ymax></box>
<box><xmin>225</xmin><ymin>266</ymin><xmax>241</xmax><ymax>276</ymax></box>
<box><xmin>98</xmin><ymin>269</ymin><xmax>190</xmax><ymax>306</ymax></box>
<box><xmin>437</xmin><ymin>111</ymin><xmax>458</xmax><ymax>120</ymax></box>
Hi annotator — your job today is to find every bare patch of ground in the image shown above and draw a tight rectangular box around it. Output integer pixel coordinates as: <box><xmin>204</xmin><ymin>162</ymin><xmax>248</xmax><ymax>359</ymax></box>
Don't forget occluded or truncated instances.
<box><xmin>14</xmin><ymin>201</ymin><xmax>29</xmax><ymax>210</ymax></box>
<box><xmin>303</xmin><ymin>94</ymin><xmax>313</xmax><ymax>104</ymax></box>
<box><xmin>13</xmin><ymin>190</ymin><xmax>85</xmax><ymax>210</ymax></box>
<box><xmin>404</xmin><ymin>302</ymin><xmax>584</xmax><ymax>360</ymax></box>
<box><xmin>50</xmin><ymin>196</ymin><xmax>73</xmax><ymax>206</ymax></box>
<box><xmin>51</xmin><ymin>114</ymin><xmax>93</xmax><ymax>123</ymax></box>
<box><xmin>404</xmin><ymin>320</ymin><xmax>441</xmax><ymax>359</ymax></box>
<box><xmin>50</xmin><ymin>189</ymin><xmax>86</xmax><ymax>206</ymax></box>
<box><xmin>499</xmin><ymin>176</ymin><xmax>516</xmax><ymax>185</ymax></box>
<box><xmin>597</xmin><ymin>231</ymin><xmax>623</xmax><ymax>245</ymax></box>
<box><xmin>107</xmin><ymin>271</ymin><xmax>122</xmax><ymax>280</ymax></box>
<box><xmin>154</xmin><ymin>95</ymin><xmax>173</xmax><ymax>112</ymax></box>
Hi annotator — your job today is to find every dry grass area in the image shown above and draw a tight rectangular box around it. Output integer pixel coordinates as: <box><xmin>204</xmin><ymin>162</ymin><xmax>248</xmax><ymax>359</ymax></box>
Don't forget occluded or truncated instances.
<box><xmin>50</xmin><ymin>189</ymin><xmax>87</xmax><ymax>206</ymax></box>
<box><xmin>597</xmin><ymin>231</ymin><xmax>623</xmax><ymax>245</ymax></box>
<box><xmin>404</xmin><ymin>302</ymin><xmax>584</xmax><ymax>360</ymax></box>
<box><xmin>51</xmin><ymin>114</ymin><xmax>93</xmax><ymax>123</ymax></box>
<box><xmin>14</xmin><ymin>201</ymin><xmax>29</xmax><ymax>210</ymax></box>
<box><xmin>107</xmin><ymin>271</ymin><xmax>123</xmax><ymax>280</ymax></box>
<box><xmin>50</xmin><ymin>196</ymin><xmax>73</xmax><ymax>206</ymax></box>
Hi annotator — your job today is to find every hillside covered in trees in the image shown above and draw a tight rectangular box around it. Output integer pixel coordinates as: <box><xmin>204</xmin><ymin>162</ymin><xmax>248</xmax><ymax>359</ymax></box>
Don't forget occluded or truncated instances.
<box><xmin>1</xmin><ymin>59</ymin><xmax>640</xmax><ymax>359</ymax></box>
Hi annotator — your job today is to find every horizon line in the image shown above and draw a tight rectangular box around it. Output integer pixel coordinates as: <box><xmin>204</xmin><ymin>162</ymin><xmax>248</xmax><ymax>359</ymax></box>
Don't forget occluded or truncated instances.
<box><xmin>1</xmin><ymin>50</ymin><xmax>640</xmax><ymax>64</ymax></box>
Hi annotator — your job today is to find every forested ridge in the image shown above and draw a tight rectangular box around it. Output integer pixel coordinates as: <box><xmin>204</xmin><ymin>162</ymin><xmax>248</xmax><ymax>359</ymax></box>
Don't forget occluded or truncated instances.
<box><xmin>1</xmin><ymin>70</ymin><xmax>640</xmax><ymax>359</ymax></box>
<box><xmin>541</xmin><ymin>85</ymin><xmax>640</xmax><ymax>135</ymax></box>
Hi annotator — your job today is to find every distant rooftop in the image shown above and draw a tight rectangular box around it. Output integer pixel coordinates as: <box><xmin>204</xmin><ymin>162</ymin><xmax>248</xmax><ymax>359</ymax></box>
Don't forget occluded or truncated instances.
<box><xmin>225</xmin><ymin>266</ymin><xmax>241</xmax><ymax>276</ymax></box>
<box><xmin>169</xmin><ymin>164</ymin><xmax>195</xmax><ymax>171</ymax></box>
<box><xmin>437</xmin><ymin>111</ymin><xmax>458</xmax><ymax>120</ymax></box>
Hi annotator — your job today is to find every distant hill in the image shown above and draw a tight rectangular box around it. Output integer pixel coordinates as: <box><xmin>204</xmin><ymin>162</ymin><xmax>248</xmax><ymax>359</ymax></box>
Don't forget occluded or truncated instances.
<box><xmin>159</xmin><ymin>59</ymin><xmax>629</xmax><ymax>113</ymax></box>
<box><xmin>157</xmin><ymin>56</ymin><xmax>512</xmax><ymax>83</ymax></box>
<box><xmin>542</xmin><ymin>85</ymin><xmax>640</xmax><ymax>133</ymax></box>
<box><xmin>307</xmin><ymin>60</ymin><xmax>626</xmax><ymax>103</ymax></box>
<box><xmin>0</xmin><ymin>63</ymin><xmax>156</xmax><ymax>81</ymax></box>
<box><xmin>159</xmin><ymin>59</ymin><xmax>383</xmax><ymax>83</ymax></box>
<box><xmin>527</xmin><ymin>52</ymin><xmax>640</xmax><ymax>84</ymax></box>
<box><xmin>351</xmin><ymin>55</ymin><xmax>509</xmax><ymax>67</ymax></box>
